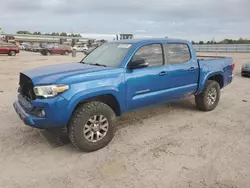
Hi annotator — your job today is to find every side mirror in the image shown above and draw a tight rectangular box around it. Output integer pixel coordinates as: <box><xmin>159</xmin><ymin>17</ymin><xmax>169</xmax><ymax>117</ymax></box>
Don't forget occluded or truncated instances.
<box><xmin>128</xmin><ymin>59</ymin><xmax>149</xmax><ymax>69</ymax></box>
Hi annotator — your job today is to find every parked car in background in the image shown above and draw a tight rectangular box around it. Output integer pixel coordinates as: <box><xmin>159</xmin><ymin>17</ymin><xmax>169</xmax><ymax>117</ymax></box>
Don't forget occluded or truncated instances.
<box><xmin>40</xmin><ymin>43</ymin><xmax>48</xmax><ymax>48</ymax></box>
<box><xmin>25</xmin><ymin>44</ymin><xmax>33</xmax><ymax>51</ymax></box>
<box><xmin>19</xmin><ymin>44</ymin><xmax>26</xmax><ymax>50</ymax></box>
<box><xmin>40</xmin><ymin>44</ymin><xmax>72</xmax><ymax>56</ymax></box>
<box><xmin>0</xmin><ymin>42</ymin><xmax>20</xmax><ymax>56</ymax></box>
<box><xmin>13</xmin><ymin>38</ymin><xmax>234</xmax><ymax>152</ymax></box>
<box><xmin>241</xmin><ymin>62</ymin><xmax>250</xmax><ymax>77</ymax></box>
<box><xmin>83</xmin><ymin>46</ymin><xmax>97</xmax><ymax>55</ymax></box>
<box><xmin>73</xmin><ymin>44</ymin><xmax>88</xmax><ymax>52</ymax></box>
<box><xmin>31</xmin><ymin>45</ymin><xmax>43</xmax><ymax>52</ymax></box>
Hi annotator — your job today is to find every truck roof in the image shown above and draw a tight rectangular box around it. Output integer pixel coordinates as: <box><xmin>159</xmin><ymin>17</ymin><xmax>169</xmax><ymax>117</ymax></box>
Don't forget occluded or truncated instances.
<box><xmin>110</xmin><ymin>38</ymin><xmax>190</xmax><ymax>44</ymax></box>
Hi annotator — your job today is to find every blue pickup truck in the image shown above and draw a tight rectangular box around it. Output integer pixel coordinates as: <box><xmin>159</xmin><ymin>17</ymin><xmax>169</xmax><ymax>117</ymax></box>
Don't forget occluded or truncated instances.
<box><xmin>13</xmin><ymin>38</ymin><xmax>234</xmax><ymax>152</ymax></box>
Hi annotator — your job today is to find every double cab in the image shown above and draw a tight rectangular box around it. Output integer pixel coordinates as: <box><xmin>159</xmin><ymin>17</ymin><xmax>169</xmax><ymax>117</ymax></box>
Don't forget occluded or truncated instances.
<box><xmin>13</xmin><ymin>38</ymin><xmax>234</xmax><ymax>152</ymax></box>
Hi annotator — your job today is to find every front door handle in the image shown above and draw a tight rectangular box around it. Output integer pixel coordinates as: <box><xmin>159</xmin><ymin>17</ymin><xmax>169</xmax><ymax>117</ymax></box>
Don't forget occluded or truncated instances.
<box><xmin>158</xmin><ymin>71</ymin><xmax>168</xmax><ymax>76</ymax></box>
<box><xmin>188</xmin><ymin>67</ymin><xmax>195</xmax><ymax>71</ymax></box>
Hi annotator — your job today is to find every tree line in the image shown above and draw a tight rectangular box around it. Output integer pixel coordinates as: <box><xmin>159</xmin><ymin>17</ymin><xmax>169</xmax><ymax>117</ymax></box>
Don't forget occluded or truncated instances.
<box><xmin>16</xmin><ymin>31</ymin><xmax>82</xmax><ymax>37</ymax></box>
<box><xmin>192</xmin><ymin>38</ymin><xmax>250</xmax><ymax>45</ymax></box>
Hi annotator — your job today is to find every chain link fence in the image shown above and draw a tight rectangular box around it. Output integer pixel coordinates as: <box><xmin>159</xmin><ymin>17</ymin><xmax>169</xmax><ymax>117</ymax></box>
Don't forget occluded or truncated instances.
<box><xmin>193</xmin><ymin>44</ymin><xmax>250</xmax><ymax>53</ymax></box>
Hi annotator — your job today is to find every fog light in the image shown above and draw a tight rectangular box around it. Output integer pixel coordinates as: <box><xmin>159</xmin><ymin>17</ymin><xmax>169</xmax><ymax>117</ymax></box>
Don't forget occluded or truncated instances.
<box><xmin>31</xmin><ymin>109</ymin><xmax>46</xmax><ymax>117</ymax></box>
<box><xmin>41</xmin><ymin>110</ymin><xmax>46</xmax><ymax>117</ymax></box>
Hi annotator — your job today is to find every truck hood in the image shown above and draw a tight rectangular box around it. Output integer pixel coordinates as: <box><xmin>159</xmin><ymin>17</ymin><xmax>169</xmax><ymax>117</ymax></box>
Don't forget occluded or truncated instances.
<box><xmin>22</xmin><ymin>62</ymin><xmax>115</xmax><ymax>85</ymax></box>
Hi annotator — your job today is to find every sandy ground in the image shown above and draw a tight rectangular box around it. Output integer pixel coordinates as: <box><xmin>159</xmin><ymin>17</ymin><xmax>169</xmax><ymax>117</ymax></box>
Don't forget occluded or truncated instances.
<box><xmin>0</xmin><ymin>51</ymin><xmax>249</xmax><ymax>188</ymax></box>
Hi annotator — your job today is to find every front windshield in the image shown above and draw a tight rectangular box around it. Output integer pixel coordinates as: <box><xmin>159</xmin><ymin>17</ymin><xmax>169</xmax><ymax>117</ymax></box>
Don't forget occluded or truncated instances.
<box><xmin>81</xmin><ymin>43</ymin><xmax>132</xmax><ymax>67</ymax></box>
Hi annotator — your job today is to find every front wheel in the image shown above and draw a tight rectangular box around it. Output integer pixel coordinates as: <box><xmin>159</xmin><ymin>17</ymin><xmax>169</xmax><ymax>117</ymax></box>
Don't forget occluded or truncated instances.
<box><xmin>68</xmin><ymin>101</ymin><xmax>115</xmax><ymax>152</ymax></box>
<box><xmin>195</xmin><ymin>80</ymin><xmax>220</xmax><ymax>111</ymax></box>
<box><xmin>64</xmin><ymin>51</ymin><xmax>69</xmax><ymax>55</ymax></box>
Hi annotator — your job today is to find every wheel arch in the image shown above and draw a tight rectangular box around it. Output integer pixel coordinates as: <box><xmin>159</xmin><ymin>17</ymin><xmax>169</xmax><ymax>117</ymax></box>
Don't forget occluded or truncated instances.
<box><xmin>66</xmin><ymin>90</ymin><xmax>122</xmax><ymax>126</ymax></box>
<box><xmin>197</xmin><ymin>72</ymin><xmax>224</xmax><ymax>94</ymax></box>
<box><xmin>74</xmin><ymin>94</ymin><xmax>121</xmax><ymax>116</ymax></box>
<box><xmin>208</xmin><ymin>74</ymin><xmax>224</xmax><ymax>88</ymax></box>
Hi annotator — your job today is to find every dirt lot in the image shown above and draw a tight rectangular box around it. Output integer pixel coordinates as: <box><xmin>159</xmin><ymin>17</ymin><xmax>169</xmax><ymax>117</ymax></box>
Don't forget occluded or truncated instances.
<box><xmin>0</xmin><ymin>51</ymin><xmax>249</xmax><ymax>188</ymax></box>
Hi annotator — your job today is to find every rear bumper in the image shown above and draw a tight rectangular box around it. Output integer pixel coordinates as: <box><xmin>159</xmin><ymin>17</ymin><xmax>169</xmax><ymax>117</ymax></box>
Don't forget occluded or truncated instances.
<box><xmin>241</xmin><ymin>70</ymin><xmax>250</xmax><ymax>76</ymax></box>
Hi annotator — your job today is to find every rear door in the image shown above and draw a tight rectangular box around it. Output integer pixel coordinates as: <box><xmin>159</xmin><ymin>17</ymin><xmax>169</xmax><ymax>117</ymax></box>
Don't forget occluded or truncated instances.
<box><xmin>163</xmin><ymin>43</ymin><xmax>199</xmax><ymax>99</ymax></box>
<box><xmin>125</xmin><ymin>43</ymin><xmax>169</xmax><ymax>110</ymax></box>
<box><xmin>56</xmin><ymin>46</ymin><xmax>63</xmax><ymax>54</ymax></box>
<box><xmin>51</xmin><ymin>45</ymin><xmax>60</xmax><ymax>54</ymax></box>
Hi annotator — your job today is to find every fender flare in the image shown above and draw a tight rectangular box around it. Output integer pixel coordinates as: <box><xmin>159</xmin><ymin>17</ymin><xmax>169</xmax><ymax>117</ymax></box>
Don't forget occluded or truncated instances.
<box><xmin>197</xmin><ymin>71</ymin><xmax>224</xmax><ymax>94</ymax></box>
<box><xmin>64</xmin><ymin>87</ymin><xmax>122</xmax><ymax>123</ymax></box>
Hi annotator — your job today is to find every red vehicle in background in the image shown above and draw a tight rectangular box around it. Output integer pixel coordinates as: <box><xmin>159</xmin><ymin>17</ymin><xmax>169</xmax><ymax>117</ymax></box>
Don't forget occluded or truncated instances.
<box><xmin>40</xmin><ymin>44</ymin><xmax>72</xmax><ymax>56</ymax></box>
<box><xmin>0</xmin><ymin>43</ymin><xmax>20</xmax><ymax>56</ymax></box>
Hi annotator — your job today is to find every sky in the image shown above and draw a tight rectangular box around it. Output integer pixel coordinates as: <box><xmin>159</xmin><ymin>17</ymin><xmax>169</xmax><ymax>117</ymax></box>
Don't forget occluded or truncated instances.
<box><xmin>1</xmin><ymin>0</ymin><xmax>250</xmax><ymax>41</ymax></box>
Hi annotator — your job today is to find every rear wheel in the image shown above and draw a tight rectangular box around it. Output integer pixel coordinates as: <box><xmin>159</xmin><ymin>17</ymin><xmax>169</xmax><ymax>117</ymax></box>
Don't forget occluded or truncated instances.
<box><xmin>195</xmin><ymin>80</ymin><xmax>220</xmax><ymax>111</ymax></box>
<box><xmin>8</xmin><ymin>51</ymin><xmax>16</xmax><ymax>56</ymax></box>
<box><xmin>64</xmin><ymin>51</ymin><xmax>69</xmax><ymax>55</ymax></box>
<box><xmin>46</xmin><ymin>51</ymin><xmax>51</xmax><ymax>56</ymax></box>
<box><xmin>68</xmin><ymin>101</ymin><xmax>115</xmax><ymax>152</ymax></box>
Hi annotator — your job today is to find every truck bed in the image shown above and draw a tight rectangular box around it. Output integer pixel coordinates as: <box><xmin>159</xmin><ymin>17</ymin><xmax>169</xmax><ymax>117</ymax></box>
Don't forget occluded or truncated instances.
<box><xmin>196</xmin><ymin>56</ymin><xmax>233</xmax><ymax>94</ymax></box>
<box><xmin>197</xmin><ymin>55</ymin><xmax>229</xmax><ymax>60</ymax></box>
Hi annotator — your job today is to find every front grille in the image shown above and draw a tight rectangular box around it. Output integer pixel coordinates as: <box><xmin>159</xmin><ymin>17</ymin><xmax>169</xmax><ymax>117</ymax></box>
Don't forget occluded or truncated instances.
<box><xmin>18</xmin><ymin>94</ymin><xmax>33</xmax><ymax>111</ymax></box>
<box><xmin>18</xmin><ymin>73</ymin><xmax>36</xmax><ymax>101</ymax></box>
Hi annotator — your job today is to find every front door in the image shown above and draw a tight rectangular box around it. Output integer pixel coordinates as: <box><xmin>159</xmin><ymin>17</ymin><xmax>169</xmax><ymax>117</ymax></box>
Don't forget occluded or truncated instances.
<box><xmin>125</xmin><ymin>43</ymin><xmax>169</xmax><ymax>110</ymax></box>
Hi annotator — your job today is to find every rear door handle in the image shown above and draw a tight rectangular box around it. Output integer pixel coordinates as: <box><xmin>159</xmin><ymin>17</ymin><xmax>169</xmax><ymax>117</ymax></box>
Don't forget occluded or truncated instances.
<box><xmin>158</xmin><ymin>71</ymin><xmax>168</xmax><ymax>76</ymax></box>
<box><xmin>188</xmin><ymin>67</ymin><xmax>195</xmax><ymax>71</ymax></box>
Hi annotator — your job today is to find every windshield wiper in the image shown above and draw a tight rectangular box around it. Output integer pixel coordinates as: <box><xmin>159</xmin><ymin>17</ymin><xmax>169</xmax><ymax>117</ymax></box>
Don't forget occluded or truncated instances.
<box><xmin>89</xmin><ymin>63</ymin><xmax>106</xmax><ymax>67</ymax></box>
<box><xmin>79</xmin><ymin>61</ymin><xmax>106</xmax><ymax>67</ymax></box>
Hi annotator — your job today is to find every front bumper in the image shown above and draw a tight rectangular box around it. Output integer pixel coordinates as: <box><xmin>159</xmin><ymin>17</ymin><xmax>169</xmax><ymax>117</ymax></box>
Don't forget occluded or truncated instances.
<box><xmin>13</xmin><ymin>101</ymin><xmax>39</xmax><ymax>128</ymax></box>
<box><xmin>13</xmin><ymin>95</ymin><xmax>71</xmax><ymax>129</ymax></box>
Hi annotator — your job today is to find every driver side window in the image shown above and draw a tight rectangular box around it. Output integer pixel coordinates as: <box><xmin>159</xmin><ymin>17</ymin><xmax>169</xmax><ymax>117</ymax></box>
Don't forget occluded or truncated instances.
<box><xmin>132</xmin><ymin>44</ymin><xmax>164</xmax><ymax>67</ymax></box>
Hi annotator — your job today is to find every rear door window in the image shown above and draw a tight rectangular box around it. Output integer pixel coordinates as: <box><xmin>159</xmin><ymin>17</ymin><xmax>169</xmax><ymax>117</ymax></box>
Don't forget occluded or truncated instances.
<box><xmin>166</xmin><ymin>43</ymin><xmax>191</xmax><ymax>64</ymax></box>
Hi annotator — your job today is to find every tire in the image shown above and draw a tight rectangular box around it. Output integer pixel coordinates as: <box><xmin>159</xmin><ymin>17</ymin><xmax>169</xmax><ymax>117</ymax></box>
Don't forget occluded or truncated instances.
<box><xmin>68</xmin><ymin>101</ymin><xmax>115</xmax><ymax>152</ymax></box>
<box><xmin>8</xmin><ymin>51</ymin><xmax>16</xmax><ymax>56</ymax></box>
<box><xmin>46</xmin><ymin>51</ymin><xmax>51</xmax><ymax>56</ymax></box>
<box><xmin>195</xmin><ymin>80</ymin><xmax>220</xmax><ymax>111</ymax></box>
<box><xmin>64</xmin><ymin>51</ymin><xmax>69</xmax><ymax>55</ymax></box>
<box><xmin>241</xmin><ymin>73</ymin><xmax>248</xmax><ymax>77</ymax></box>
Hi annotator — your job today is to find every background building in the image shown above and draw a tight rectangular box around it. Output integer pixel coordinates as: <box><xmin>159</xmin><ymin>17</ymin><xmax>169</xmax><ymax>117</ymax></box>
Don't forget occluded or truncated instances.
<box><xmin>1</xmin><ymin>33</ymin><xmax>92</xmax><ymax>47</ymax></box>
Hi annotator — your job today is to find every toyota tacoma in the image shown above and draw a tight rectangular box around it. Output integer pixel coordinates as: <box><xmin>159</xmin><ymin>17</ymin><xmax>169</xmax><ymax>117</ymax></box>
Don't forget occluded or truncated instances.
<box><xmin>13</xmin><ymin>38</ymin><xmax>234</xmax><ymax>152</ymax></box>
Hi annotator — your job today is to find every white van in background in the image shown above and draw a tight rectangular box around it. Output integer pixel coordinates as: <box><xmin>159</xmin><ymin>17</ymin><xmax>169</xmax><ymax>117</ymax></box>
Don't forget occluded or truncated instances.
<box><xmin>72</xmin><ymin>44</ymin><xmax>88</xmax><ymax>52</ymax></box>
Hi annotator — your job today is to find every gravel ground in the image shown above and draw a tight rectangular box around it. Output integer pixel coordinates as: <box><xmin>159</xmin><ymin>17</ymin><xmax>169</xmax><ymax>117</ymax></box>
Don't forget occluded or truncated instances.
<box><xmin>0</xmin><ymin>51</ymin><xmax>249</xmax><ymax>188</ymax></box>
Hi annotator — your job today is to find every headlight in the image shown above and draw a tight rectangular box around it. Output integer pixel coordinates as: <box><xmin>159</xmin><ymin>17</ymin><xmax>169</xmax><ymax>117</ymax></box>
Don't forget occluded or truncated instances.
<box><xmin>33</xmin><ymin>84</ymin><xmax>69</xmax><ymax>98</ymax></box>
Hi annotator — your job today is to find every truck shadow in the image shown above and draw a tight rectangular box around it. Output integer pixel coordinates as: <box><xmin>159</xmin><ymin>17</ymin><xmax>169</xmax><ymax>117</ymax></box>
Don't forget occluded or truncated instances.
<box><xmin>31</xmin><ymin>98</ymin><xmax>198</xmax><ymax>150</ymax></box>
<box><xmin>61</xmin><ymin>98</ymin><xmax>198</xmax><ymax>152</ymax></box>
<box><xmin>115</xmin><ymin>98</ymin><xmax>198</xmax><ymax>130</ymax></box>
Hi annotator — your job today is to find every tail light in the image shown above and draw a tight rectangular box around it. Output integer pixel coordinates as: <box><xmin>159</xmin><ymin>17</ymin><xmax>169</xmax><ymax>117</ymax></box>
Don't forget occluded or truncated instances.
<box><xmin>232</xmin><ymin>62</ymin><xmax>235</xmax><ymax>71</ymax></box>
